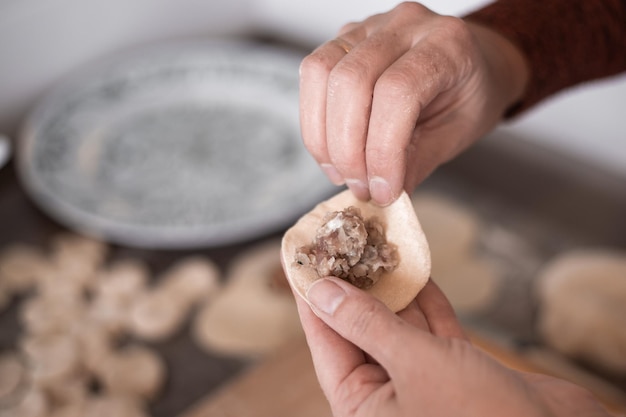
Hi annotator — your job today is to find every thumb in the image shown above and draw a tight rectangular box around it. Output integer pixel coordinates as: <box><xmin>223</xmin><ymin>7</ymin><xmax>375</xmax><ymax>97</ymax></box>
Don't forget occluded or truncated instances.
<box><xmin>306</xmin><ymin>276</ymin><xmax>425</xmax><ymax>376</ymax></box>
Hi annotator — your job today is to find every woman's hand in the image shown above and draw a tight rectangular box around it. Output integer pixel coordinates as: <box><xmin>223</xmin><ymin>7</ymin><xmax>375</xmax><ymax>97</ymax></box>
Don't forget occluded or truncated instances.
<box><xmin>295</xmin><ymin>277</ymin><xmax>611</xmax><ymax>417</ymax></box>
<box><xmin>299</xmin><ymin>2</ymin><xmax>528</xmax><ymax>206</ymax></box>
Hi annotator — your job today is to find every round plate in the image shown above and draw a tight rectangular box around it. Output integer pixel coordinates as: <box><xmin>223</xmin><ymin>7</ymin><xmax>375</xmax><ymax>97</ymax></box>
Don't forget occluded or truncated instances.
<box><xmin>18</xmin><ymin>40</ymin><xmax>336</xmax><ymax>248</ymax></box>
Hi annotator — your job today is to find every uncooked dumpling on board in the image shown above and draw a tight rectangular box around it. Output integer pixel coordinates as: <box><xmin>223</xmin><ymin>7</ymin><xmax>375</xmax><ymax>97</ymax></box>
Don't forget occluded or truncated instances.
<box><xmin>412</xmin><ymin>192</ymin><xmax>501</xmax><ymax>313</ymax></box>
<box><xmin>193</xmin><ymin>241</ymin><xmax>302</xmax><ymax>358</ymax></box>
<box><xmin>535</xmin><ymin>249</ymin><xmax>626</xmax><ymax>374</ymax></box>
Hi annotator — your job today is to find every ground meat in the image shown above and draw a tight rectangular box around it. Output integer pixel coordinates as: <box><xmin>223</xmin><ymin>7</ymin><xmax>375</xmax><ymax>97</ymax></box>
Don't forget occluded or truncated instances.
<box><xmin>295</xmin><ymin>207</ymin><xmax>399</xmax><ymax>289</ymax></box>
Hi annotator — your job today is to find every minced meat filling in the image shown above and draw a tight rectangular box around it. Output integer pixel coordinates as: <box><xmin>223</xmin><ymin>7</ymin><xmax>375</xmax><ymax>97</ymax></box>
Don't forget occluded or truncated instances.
<box><xmin>295</xmin><ymin>206</ymin><xmax>399</xmax><ymax>289</ymax></box>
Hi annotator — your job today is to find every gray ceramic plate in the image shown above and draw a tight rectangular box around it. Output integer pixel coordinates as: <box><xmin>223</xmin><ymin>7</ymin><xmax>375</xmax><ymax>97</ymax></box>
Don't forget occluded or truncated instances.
<box><xmin>18</xmin><ymin>40</ymin><xmax>336</xmax><ymax>248</ymax></box>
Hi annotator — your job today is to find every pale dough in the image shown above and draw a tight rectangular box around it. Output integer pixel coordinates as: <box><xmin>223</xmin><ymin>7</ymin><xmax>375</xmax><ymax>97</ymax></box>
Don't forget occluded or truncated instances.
<box><xmin>89</xmin><ymin>259</ymin><xmax>149</xmax><ymax>336</ymax></box>
<box><xmin>0</xmin><ymin>352</ymin><xmax>26</xmax><ymax>402</ymax></box>
<box><xmin>431</xmin><ymin>258</ymin><xmax>501</xmax><ymax>313</ymax></box>
<box><xmin>94</xmin><ymin>259</ymin><xmax>149</xmax><ymax>304</ymax></box>
<box><xmin>535</xmin><ymin>249</ymin><xmax>626</xmax><ymax>374</ymax></box>
<box><xmin>282</xmin><ymin>190</ymin><xmax>431</xmax><ymax>313</ymax></box>
<box><xmin>95</xmin><ymin>345</ymin><xmax>166</xmax><ymax>401</ymax></box>
<box><xmin>193</xmin><ymin>240</ymin><xmax>302</xmax><ymax>358</ymax></box>
<box><xmin>159</xmin><ymin>256</ymin><xmax>221</xmax><ymax>305</ymax></box>
<box><xmin>127</xmin><ymin>256</ymin><xmax>221</xmax><ymax>341</ymax></box>
<box><xmin>128</xmin><ymin>290</ymin><xmax>188</xmax><ymax>341</ymax></box>
<box><xmin>20</xmin><ymin>334</ymin><xmax>82</xmax><ymax>388</ymax></box>
<box><xmin>2</xmin><ymin>233</ymin><xmax>172</xmax><ymax>417</ymax></box>
<box><xmin>19</xmin><ymin>294</ymin><xmax>84</xmax><ymax>337</ymax></box>
<box><xmin>50</xmin><ymin>234</ymin><xmax>107</xmax><ymax>292</ymax></box>
<box><xmin>0</xmin><ymin>244</ymin><xmax>48</xmax><ymax>295</ymax></box>
<box><xmin>411</xmin><ymin>192</ymin><xmax>480</xmax><ymax>265</ymax></box>
<box><xmin>411</xmin><ymin>192</ymin><xmax>500</xmax><ymax>313</ymax></box>
<box><xmin>1</xmin><ymin>387</ymin><xmax>49</xmax><ymax>417</ymax></box>
<box><xmin>47</xmin><ymin>395</ymin><xmax>148</xmax><ymax>417</ymax></box>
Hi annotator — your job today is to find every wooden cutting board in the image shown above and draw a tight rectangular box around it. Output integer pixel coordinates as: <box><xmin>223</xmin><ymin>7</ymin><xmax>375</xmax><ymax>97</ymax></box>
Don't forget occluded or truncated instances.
<box><xmin>181</xmin><ymin>332</ymin><xmax>626</xmax><ymax>417</ymax></box>
<box><xmin>181</xmin><ymin>337</ymin><xmax>332</xmax><ymax>417</ymax></box>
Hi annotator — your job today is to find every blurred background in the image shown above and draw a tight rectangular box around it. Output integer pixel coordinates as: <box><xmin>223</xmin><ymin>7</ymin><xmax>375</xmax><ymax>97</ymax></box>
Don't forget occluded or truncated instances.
<box><xmin>0</xmin><ymin>1</ymin><xmax>625</xmax><ymax>416</ymax></box>
<box><xmin>1</xmin><ymin>0</ymin><xmax>625</xmax><ymax>174</ymax></box>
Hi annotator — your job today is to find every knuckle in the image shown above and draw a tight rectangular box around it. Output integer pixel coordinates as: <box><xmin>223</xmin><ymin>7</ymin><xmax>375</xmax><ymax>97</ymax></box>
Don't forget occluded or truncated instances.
<box><xmin>328</xmin><ymin>61</ymin><xmax>372</xmax><ymax>94</ymax></box>
<box><xmin>347</xmin><ymin>301</ymin><xmax>383</xmax><ymax>340</ymax></box>
<box><xmin>380</xmin><ymin>2</ymin><xmax>434</xmax><ymax>35</ymax></box>
<box><xmin>393</xmin><ymin>1</ymin><xmax>431</xmax><ymax>18</ymax></box>
<box><xmin>434</xmin><ymin>15</ymin><xmax>472</xmax><ymax>46</ymax></box>
<box><xmin>333</xmin><ymin>378</ymin><xmax>365</xmax><ymax>416</ymax></box>
<box><xmin>376</xmin><ymin>68</ymin><xmax>418</xmax><ymax>98</ymax></box>
<box><xmin>430</xmin><ymin>16</ymin><xmax>475</xmax><ymax>77</ymax></box>
<box><xmin>338</xmin><ymin>20</ymin><xmax>359</xmax><ymax>35</ymax></box>
<box><xmin>300</xmin><ymin>52</ymin><xmax>334</xmax><ymax>80</ymax></box>
<box><xmin>374</xmin><ymin>69</ymin><xmax>424</xmax><ymax>114</ymax></box>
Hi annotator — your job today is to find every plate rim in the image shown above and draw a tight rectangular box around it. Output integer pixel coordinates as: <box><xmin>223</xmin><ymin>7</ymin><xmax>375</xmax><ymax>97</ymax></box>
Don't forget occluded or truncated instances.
<box><xmin>17</xmin><ymin>39</ymin><xmax>336</xmax><ymax>249</ymax></box>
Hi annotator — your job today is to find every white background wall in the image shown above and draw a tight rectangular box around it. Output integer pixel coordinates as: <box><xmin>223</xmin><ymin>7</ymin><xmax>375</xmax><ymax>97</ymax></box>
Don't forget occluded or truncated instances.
<box><xmin>0</xmin><ymin>0</ymin><xmax>255</xmax><ymax>134</ymax></box>
<box><xmin>1</xmin><ymin>0</ymin><xmax>624</xmax><ymax>177</ymax></box>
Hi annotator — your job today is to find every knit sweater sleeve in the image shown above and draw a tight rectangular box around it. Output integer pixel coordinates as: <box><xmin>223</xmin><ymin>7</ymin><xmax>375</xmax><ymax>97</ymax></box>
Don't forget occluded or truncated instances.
<box><xmin>464</xmin><ymin>0</ymin><xmax>626</xmax><ymax>117</ymax></box>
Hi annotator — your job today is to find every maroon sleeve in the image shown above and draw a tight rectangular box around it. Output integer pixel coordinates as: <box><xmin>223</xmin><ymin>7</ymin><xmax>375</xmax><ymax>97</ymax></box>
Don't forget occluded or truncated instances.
<box><xmin>464</xmin><ymin>0</ymin><xmax>626</xmax><ymax>117</ymax></box>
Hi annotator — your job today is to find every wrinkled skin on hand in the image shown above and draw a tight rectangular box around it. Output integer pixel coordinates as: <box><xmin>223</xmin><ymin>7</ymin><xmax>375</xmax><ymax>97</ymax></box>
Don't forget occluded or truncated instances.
<box><xmin>299</xmin><ymin>2</ymin><xmax>528</xmax><ymax>206</ymax></box>
<box><xmin>296</xmin><ymin>3</ymin><xmax>612</xmax><ymax>415</ymax></box>
<box><xmin>295</xmin><ymin>277</ymin><xmax>611</xmax><ymax>417</ymax></box>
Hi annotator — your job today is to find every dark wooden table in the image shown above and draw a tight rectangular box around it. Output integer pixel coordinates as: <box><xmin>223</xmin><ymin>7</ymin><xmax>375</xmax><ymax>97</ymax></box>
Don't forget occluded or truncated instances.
<box><xmin>2</xmin><ymin>131</ymin><xmax>625</xmax><ymax>416</ymax></box>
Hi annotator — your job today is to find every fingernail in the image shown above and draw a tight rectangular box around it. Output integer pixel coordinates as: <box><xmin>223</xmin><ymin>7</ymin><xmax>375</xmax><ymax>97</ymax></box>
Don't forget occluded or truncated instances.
<box><xmin>369</xmin><ymin>176</ymin><xmax>394</xmax><ymax>206</ymax></box>
<box><xmin>345</xmin><ymin>178</ymin><xmax>370</xmax><ymax>201</ymax></box>
<box><xmin>320</xmin><ymin>163</ymin><xmax>345</xmax><ymax>185</ymax></box>
<box><xmin>307</xmin><ymin>278</ymin><xmax>346</xmax><ymax>315</ymax></box>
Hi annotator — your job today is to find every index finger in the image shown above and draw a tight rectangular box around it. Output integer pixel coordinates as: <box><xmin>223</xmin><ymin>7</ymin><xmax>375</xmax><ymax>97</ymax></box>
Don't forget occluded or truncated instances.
<box><xmin>299</xmin><ymin>35</ymin><xmax>361</xmax><ymax>187</ymax></box>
